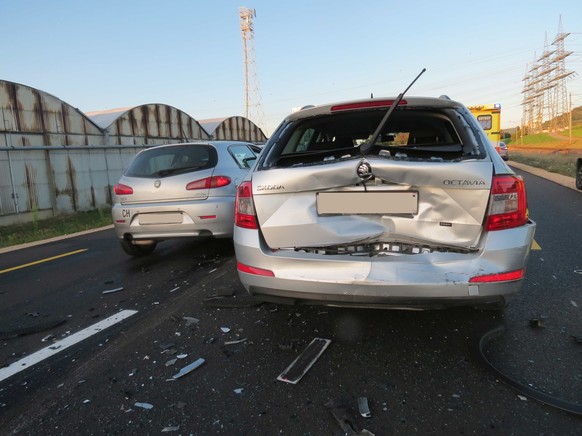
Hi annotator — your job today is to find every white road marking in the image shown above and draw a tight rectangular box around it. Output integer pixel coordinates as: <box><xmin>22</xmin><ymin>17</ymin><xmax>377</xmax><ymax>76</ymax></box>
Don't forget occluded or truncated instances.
<box><xmin>0</xmin><ymin>309</ymin><xmax>138</xmax><ymax>382</ymax></box>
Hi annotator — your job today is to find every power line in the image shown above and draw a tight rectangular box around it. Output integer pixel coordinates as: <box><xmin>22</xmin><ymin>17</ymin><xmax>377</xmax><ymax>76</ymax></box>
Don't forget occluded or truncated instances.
<box><xmin>522</xmin><ymin>16</ymin><xmax>576</xmax><ymax>133</ymax></box>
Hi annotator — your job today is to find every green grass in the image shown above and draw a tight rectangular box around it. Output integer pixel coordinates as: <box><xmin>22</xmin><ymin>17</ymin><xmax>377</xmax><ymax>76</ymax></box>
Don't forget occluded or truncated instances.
<box><xmin>509</xmin><ymin>151</ymin><xmax>581</xmax><ymax>178</ymax></box>
<box><xmin>0</xmin><ymin>209</ymin><xmax>112</xmax><ymax>249</ymax></box>
<box><xmin>559</xmin><ymin>125</ymin><xmax>582</xmax><ymax>138</ymax></box>
<box><xmin>518</xmin><ymin>133</ymin><xmax>560</xmax><ymax>146</ymax></box>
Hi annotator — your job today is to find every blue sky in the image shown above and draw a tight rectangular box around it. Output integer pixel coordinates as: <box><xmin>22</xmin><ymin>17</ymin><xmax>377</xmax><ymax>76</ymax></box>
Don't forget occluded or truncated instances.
<box><xmin>2</xmin><ymin>0</ymin><xmax>581</xmax><ymax>135</ymax></box>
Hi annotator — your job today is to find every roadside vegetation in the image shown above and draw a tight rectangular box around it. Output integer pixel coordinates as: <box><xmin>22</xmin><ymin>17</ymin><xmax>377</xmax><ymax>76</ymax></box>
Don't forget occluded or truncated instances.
<box><xmin>509</xmin><ymin>150</ymin><xmax>580</xmax><ymax>178</ymax></box>
<box><xmin>0</xmin><ymin>209</ymin><xmax>112</xmax><ymax>249</ymax></box>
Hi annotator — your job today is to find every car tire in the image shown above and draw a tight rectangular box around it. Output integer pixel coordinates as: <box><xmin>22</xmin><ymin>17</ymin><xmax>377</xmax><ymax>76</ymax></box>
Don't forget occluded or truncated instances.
<box><xmin>576</xmin><ymin>159</ymin><xmax>582</xmax><ymax>190</ymax></box>
<box><xmin>120</xmin><ymin>240</ymin><xmax>157</xmax><ymax>256</ymax></box>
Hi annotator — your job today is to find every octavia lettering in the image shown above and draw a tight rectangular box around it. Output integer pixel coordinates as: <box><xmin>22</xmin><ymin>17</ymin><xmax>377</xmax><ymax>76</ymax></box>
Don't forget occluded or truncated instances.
<box><xmin>257</xmin><ymin>184</ymin><xmax>285</xmax><ymax>191</ymax></box>
<box><xmin>443</xmin><ymin>179</ymin><xmax>486</xmax><ymax>186</ymax></box>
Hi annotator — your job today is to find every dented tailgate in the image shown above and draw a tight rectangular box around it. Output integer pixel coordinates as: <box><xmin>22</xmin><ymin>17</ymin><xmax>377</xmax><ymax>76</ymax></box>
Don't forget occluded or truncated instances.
<box><xmin>252</xmin><ymin>158</ymin><xmax>492</xmax><ymax>249</ymax></box>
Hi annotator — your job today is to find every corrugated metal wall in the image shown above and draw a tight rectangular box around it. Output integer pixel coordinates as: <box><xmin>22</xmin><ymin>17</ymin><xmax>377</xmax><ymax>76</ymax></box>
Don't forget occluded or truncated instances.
<box><xmin>0</xmin><ymin>81</ymin><xmax>105</xmax><ymax>147</ymax></box>
<box><xmin>107</xmin><ymin>104</ymin><xmax>210</xmax><ymax>145</ymax></box>
<box><xmin>0</xmin><ymin>80</ymin><xmax>269</xmax><ymax>225</ymax></box>
<box><xmin>211</xmin><ymin>116</ymin><xmax>267</xmax><ymax>142</ymax></box>
<box><xmin>0</xmin><ymin>145</ymin><xmax>144</xmax><ymax>225</ymax></box>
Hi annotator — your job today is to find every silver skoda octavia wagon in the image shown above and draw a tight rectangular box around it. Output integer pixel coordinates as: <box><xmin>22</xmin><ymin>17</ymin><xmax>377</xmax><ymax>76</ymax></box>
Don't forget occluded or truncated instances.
<box><xmin>233</xmin><ymin>97</ymin><xmax>536</xmax><ymax>310</ymax></box>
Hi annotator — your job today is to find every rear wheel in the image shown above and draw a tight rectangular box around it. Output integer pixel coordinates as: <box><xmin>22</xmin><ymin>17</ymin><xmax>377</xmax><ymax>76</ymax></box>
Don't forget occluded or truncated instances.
<box><xmin>120</xmin><ymin>240</ymin><xmax>157</xmax><ymax>256</ymax></box>
<box><xmin>576</xmin><ymin>159</ymin><xmax>582</xmax><ymax>190</ymax></box>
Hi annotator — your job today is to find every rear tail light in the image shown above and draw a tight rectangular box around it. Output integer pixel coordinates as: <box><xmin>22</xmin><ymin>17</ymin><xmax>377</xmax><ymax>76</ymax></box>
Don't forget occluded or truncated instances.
<box><xmin>331</xmin><ymin>99</ymin><xmax>407</xmax><ymax>112</ymax></box>
<box><xmin>470</xmin><ymin>268</ymin><xmax>524</xmax><ymax>283</ymax></box>
<box><xmin>235</xmin><ymin>181</ymin><xmax>258</xmax><ymax>229</ymax></box>
<box><xmin>485</xmin><ymin>175</ymin><xmax>528</xmax><ymax>231</ymax></box>
<box><xmin>237</xmin><ymin>261</ymin><xmax>274</xmax><ymax>277</ymax></box>
<box><xmin>114</xmin><ymin>184</ymin><xmax>133</xmax><ymax>195</ymax></box>
<box><xmin>186</xmin><ymin>176</ymin><xmax>231</xmax><ymax>190</ymax></box>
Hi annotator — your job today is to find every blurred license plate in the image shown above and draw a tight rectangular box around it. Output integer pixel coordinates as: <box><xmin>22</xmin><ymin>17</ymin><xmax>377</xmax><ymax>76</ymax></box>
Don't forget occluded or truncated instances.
<box><xmin>317</xmin><ymin>191</ymin><xmax>418</xmax><ymax>215</ymax></box>
<box><xmin>139</xmin><ymin>212</ymin><xmax>183</xmax><ymax>224</ymax></box>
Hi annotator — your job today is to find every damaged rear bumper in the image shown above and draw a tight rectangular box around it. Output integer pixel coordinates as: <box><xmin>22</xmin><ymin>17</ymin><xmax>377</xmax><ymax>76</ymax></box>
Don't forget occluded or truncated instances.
<box><xmin>234</xmin><ymin>221</ymin><xmax>536</xmax><ymax>310</ymax></box>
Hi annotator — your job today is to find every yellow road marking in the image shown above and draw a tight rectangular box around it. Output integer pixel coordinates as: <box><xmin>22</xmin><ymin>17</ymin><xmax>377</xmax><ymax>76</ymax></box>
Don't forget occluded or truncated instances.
<box><xmin>0</xmin><ymin>248</ymin><xmax>88</xmax><ymax>274</ymax></box>
<box><xmin>531</xmin><ymin>240</ymin><xmax>541</xmax><ymax>250</ymax></box>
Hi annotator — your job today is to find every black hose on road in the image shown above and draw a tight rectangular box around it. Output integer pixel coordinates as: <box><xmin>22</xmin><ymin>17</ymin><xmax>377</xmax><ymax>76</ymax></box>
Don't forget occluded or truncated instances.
<box><xmin>474</xmin><ymin>325</ymin><xmax>582</xmax><ymax>416</ymax></box>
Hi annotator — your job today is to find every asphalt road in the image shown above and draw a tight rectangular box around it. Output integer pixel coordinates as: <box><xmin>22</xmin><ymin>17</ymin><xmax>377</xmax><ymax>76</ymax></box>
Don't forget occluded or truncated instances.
<box><xmin>0</xmin><ymin>165</ymin><xmax>581</xmax><ymax>435</ymax></box>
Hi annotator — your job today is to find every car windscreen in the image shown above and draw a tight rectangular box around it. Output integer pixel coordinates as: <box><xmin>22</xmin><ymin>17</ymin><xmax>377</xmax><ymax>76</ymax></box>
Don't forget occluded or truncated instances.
<box><xmin>125</xmin><ymin>144</ymin><xmax>218</xmax><ymax>178</ymax></box>
<box><xmin>265</xmin><ymin>108</ymin><xmax>483</xmax><ymax>168</ymax></box>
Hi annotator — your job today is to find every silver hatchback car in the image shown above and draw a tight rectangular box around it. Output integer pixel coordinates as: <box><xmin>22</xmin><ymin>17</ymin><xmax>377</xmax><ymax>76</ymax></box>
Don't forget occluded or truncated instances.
<box><xmin>112</xmin><ymin>141</ymin><xmax>260</xmax><ymax>256</ymax></box>
<box><xmin>233</xmin><ymin>97</ymin><xmax>536</xmax><ymax>310</ymax></box>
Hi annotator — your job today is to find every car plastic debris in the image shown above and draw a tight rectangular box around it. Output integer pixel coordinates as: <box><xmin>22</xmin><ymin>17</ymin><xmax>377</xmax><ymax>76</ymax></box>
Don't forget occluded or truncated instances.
<box><xmin>358</xmin><ymin>397</ymin><xmax>372</xmax><ymax>418</ymax></box>
<box><xmin>221</xmin><ymin>327</ymin><xmax>231</xmax><ymax>333</ymax></box>
<box><xmin>325</xmin><ymin>400</ymin><xmax>375</xmax><ymax>435</ymax></box>
<box><xmin>529</xmin><ymin>318</ymin><xmax>545</xmax><ymax>328</ymax></box>
<box><xmin>224</xmin><ymin>338</ymin><xmax>247</xmax><ymax>346</ymax></box>
<box><xmin>571</xmin><ymin>300</ymin><xmax>578</xmax><ymax>308</ymax></box>
<box><xmin>171</xmin><ymin>357</ymin><xmax>205</xmax><ymax>380</ymax></box>
<box><xmin>162</xmin><ymin>426</ymin><xmax>180</xmax><ymax>433</ymax></box>
<box><xmin>234</xmin><ymin>388</ymin><xmax>244</xmax><ymax>394</ymax></box>
<box><xmin>134</xmin><ymin>402</ymin><xmax>154</xmax><ymax>410</ymax></box>
<box><xmin>183</xmin><ymin>317</ymin><xmax>200</xmax><ymax>327</ymax></box>
<box><xmin>277</xmin><ymin>338</ymin><xmax>331</xmax><ymax>384</ymax></box>
<box><xmin>102</xmin><ymin>287</ymin><xmax>124</xmax><ymax>294</ymax></box>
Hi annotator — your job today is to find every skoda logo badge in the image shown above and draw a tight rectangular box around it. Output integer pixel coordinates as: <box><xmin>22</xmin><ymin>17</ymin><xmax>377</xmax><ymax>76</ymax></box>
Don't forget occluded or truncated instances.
<box><xmin>154</xmin><ymin>180</ymin><xmax>161</xmax><ymax>188</ymax></box>
<box><xmin>357</xmin><ymin>161</ymin><xmax>373</xmax><ymax>181</ymax></box>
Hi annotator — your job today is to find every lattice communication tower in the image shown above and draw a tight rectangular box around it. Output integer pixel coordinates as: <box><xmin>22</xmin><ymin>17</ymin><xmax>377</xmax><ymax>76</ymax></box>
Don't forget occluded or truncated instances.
<box><xmin>239</xmin><ymin>7</ymin><xmax>265</xmax><ymax>129</ymax></box>
<box><xmin>522</xmin><ymin>17</ymin><xmax>575</xmax><ymax>134</ymax></box>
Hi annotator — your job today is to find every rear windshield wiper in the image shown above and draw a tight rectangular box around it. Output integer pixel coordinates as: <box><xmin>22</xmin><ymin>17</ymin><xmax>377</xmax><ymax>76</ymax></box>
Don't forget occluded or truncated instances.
<box><xmin>360</xmin><ymin>68</ymin><xmax>426</xmax><ymax>155</ymax></box>
<box><xmin>155</xmin><ymin>164</ymin><xmax>206</xmax><ymax>177</ymax></box>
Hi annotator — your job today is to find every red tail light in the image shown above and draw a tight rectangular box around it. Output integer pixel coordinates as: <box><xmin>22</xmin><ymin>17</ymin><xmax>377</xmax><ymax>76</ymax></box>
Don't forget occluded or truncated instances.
<box><xmin>237</xmin><ymin>262</ymin><xmax>274</xmax><ymax>277</ymax></box>
<box><xmin>485</xmin><ymin>175</ymin><xmax>528</xmax><ymax>231</ymax></box>
<box><xmin>331</xmin><ymin>100</ymin><xmax>407</xmax><ymax>111</ymax></box>
<box><xmin>235</xmin><ymin>181</ymin><xmax>258</xmax><ymax>229</ymax></box>
<box><xmin>186</xmin><ymin>176</ymin><xmax>231</xmax><ymax>190</ymax></box>
<box><xmin>470</xmin><ymin>269</ymin><xmax>524</xmax><ymax>283</ymax></box>
<box><xmin>114</xmin><ymin>184</ymin><xmax>133</xmax><ymax>195</ymax></box>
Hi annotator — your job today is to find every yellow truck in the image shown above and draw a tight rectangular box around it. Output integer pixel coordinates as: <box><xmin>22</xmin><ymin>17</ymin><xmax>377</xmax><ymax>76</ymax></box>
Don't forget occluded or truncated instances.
<box><xmin>468</xmin><ymin>104</ymin><xmax>505</xmax><ymax>158</ymax></box>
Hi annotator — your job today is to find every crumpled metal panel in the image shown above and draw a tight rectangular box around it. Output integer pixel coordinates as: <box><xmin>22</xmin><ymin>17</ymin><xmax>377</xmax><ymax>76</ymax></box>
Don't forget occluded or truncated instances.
<box><xmin>252</xmin><ymin>157</ymin><xmax>493</xmax><ymax>249</ymax></box>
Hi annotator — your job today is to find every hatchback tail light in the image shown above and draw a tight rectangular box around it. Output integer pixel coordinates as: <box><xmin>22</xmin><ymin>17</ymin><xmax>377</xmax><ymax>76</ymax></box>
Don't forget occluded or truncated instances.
<box><xmin>114</xmin><ymin>184</ymin><xmax>133</xmax><ymax>195</ymax></box>
<box><xmin>235</xmin><ymin>181</ymin><xmax>258</xmax><ymax>229</ymax></box>
<box><xmin>485</xmin><ymin>175</ymin><xmax>528</xmax><ymax>231</ymax></box>
<box><xmin>186</xmin><ymin>176</ymin><xmax>231</xmax><ymax>190</ymax></box>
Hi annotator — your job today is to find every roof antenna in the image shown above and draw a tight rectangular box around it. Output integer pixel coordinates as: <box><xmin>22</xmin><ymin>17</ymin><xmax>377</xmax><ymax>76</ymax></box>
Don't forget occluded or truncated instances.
<box><xmin>360</xmin><ymin>68</ymin><xmax>426</xmax><ymax>155</ymax></box>
<box><xmin>370</xmin><ymin>93</ymin><xmax>374</xmax><ymax>99</ymax></box>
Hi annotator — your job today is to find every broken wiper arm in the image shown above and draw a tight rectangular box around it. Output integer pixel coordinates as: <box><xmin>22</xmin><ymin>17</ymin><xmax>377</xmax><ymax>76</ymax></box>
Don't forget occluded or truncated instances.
<box><xmin>360</xmin><ymin>68</ymin><xmax>426</xmax><ymax>155</ymax></box>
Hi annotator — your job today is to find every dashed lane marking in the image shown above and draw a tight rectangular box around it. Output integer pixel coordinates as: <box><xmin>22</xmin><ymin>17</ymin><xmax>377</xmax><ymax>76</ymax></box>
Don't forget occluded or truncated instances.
<box><xmin>0</xmin><ymin>248</ymin><xmax>88</xmax><ymax>275</ymax></box>
<box><xmin>0</xmin><ymin>310</ymin><xmax>138</xmax><ymax>383</ymax></box>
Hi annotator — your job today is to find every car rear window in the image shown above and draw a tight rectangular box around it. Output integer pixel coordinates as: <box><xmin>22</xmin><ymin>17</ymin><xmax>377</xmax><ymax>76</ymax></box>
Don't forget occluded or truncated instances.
<box><xmin>125</xmin><ymin>144</ymin><xmax>218</xmax><ymax>178</ymax></box>
<box><xmin>266</xmin><ymin>108</ymin><xmax>483</xmax><ymax>168</ymax></box>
